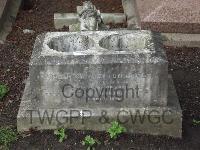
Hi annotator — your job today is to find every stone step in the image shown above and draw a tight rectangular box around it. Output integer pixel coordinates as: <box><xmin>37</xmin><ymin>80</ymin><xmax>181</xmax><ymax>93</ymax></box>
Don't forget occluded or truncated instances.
<box><xmin>162</xmin><ymin>33</ymin><xmax>200</xmax><ymax>48</ymax></box>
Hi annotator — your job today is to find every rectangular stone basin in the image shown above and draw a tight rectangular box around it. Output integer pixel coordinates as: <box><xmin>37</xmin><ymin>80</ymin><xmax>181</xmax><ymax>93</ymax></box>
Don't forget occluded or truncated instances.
<box><xmin>29</xmin><ymin>30</ymin><xmax>168</xmax><ymax>108</ymax></box>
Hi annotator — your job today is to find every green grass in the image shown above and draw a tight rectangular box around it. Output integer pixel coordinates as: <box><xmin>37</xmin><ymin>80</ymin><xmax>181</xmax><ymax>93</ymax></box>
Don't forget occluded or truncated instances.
<box><xmin>107</xmin><ymin>121</ymin><xmax>126</xmax><ymax>140</ymax></box>
<box><xmin>82</xmin><ymin>135</ymin><xmax>99</xmax><ymax>150</ymax></box>
<box><xmin>0</xmin><ymin>127</ymin><xmax>17</xmax><ymax>149</ymax></box>
<box><xmin>193</xmin><ymin>119</ymin><xmax>200</xmax><ymax>125</ymax></box>
<box><xmin>54</xmin><ymin>128</ymin><xmax>67</xmax><ymax>143</ymax></box>
<box><xmin>0</xmin><ymin>84</ymin><xmax>9</xmax><ymax>100</ymax></box>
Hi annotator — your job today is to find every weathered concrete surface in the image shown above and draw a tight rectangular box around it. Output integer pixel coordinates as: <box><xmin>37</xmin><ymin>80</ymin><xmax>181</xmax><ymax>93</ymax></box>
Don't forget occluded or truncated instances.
<box><xmin>28</xmin><ymin>31</ymin><xmax>168</xmax><ymax>108</ymax></box>
<box><xmin>17</xmin><ymin>75</ymin><xmax>182</xmax><ymax>138</ymax></box>
<box><xmin>54</xmin><ymin>13</ymin><xmax>126</xmax><ymax>29</ymax></box>
<box><xmin>69</xmin><ymin>23</ymin><xmax>81</xmax><ymax>32</ymax></box>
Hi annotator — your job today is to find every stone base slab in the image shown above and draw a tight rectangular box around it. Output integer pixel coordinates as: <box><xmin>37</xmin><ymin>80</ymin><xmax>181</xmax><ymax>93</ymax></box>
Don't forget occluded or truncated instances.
<box><xmin>17</xmin><ymin>75</ymin><xmax>182</xmax><ymax>138</ymax></box>
<box><xmin>162</xmin><ymin>33</ymin><xmax>200</xmax><ymax>48</ymax></box>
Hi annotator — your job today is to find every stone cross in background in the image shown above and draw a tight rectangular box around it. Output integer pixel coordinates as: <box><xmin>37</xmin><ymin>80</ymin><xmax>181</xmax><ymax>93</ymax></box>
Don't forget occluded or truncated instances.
<box><xmin>54</xmin><ymin>0</ymin><xmax>141</xmax><ymax>31</ymax></box>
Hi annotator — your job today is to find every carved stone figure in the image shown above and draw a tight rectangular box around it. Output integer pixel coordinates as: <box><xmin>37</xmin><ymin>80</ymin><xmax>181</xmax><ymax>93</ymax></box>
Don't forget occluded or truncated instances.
<box><xmin>78</xmin><ymin>1</ymin><xmax>106</xmax><ymax>31</ymax></box>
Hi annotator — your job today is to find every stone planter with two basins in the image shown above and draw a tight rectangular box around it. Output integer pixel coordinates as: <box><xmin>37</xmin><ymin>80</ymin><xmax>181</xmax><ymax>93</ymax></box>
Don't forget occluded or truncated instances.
<box><xmin>17</xmin><ymin>30</ymin><xmax>182</xmax><ymax>137</ymax></box>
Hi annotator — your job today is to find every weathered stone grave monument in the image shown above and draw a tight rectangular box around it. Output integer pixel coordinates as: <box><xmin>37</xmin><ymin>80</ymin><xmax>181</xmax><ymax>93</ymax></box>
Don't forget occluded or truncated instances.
<box><xmin>17</xmin><ymin>1</ymin><xmax>182</xmax><ymax>137</ymax></box>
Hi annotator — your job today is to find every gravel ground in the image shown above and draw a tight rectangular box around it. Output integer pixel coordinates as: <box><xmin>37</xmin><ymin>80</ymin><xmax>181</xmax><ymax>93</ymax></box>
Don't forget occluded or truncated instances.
<box><xmin>0</xmin><ymin>0</ymin><xmax>200</xmax><ymax>149</ymax></box>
